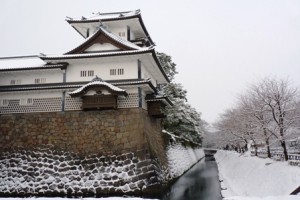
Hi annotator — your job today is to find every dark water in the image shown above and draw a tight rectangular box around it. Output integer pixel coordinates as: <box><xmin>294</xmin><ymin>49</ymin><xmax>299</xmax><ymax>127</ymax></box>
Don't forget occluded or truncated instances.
<box><xmin>162</xmin><ymin>157</ymin><xmax>222</xmax><ymax>200</ymax></box>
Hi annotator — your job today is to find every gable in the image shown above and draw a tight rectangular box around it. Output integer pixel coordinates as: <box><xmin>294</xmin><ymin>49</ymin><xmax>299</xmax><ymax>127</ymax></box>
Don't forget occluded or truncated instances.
<box><xmin>85</xmin><ymin>43</ymin><xmax>120</xmax><ymax>52</ymax></box>
<box><xmin>65</xmin><ymin>27</ymin><xmax>141</xmax><ymax>54</ymax></box>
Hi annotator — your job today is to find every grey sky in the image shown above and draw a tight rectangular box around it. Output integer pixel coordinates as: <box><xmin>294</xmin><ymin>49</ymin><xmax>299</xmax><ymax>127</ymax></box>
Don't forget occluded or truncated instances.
<box><xmin>1</xmin><ymin>0</ymin><xmax>300</xmax><ymax>124</ymax></box>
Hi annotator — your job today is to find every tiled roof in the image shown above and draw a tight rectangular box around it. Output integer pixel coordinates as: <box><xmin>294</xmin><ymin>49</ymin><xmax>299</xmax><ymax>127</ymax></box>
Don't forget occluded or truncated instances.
<box><xmin>40</xmin><ymin>47</ymin><xmax>155</xmax><ymax>60</ymax></box>
<box><xmin>69</xmin><ymin>76</ymin><xmax>127</xmax><ymax>97</ymax></box>
<box><xmin>66</xmin><ymin>10</ymin><xmax>141</xmax><ymax>23</ymax></box>
<box><xmin>0</xmin><ymin>79</ymin><xmax>156</xmax><ymax>93</ymax></box>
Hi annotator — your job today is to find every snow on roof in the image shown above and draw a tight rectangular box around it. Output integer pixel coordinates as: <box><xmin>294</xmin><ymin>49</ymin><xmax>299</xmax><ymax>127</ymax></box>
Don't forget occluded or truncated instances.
<box><xmin>69</xmin><ymin>77</ymin><xmax>126</xmax><ymax>96</ymax></box>
<box><xmin>146</xmin><ymin>95</ymin><xmax>173</xmax><ymax>106</ymax></box>
<box><xmin>42</xmin><ymin>47</ymin><xmax>154</xmax><ymax>60</ymax></box>
<box><xmin>0</xmin><ymin>56</ymin><xmax>46</xmax><ymax>70</ymax></box>
<box><xmin>66</xmin><ymin>10</ymin><xmax>140</xmax><ymax>22</ymax></box>
<box><xmin>65</xmin><ymin>25</ymin><xmax>142</xmax><ymax>54</ymax></box>
<box><xmin>0</xmin><ymin>79</ymin><xmax>155</xmax><ymax>93</ymax></box>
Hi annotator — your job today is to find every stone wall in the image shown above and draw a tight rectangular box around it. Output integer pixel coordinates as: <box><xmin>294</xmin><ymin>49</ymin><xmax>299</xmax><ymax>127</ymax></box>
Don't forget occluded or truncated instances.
<box><xmin>0</xmin><ymin>146</ymin><xmax>161</xmax><ymax>197</ymax></box>
<box><xmin>0</xmin><ymin>108</ymin><xmax>169</xmax><ymax>197</ymax></box>
<box><xmin>0</xmin><ymin>109</ymin><xmax>166</xmax><ymax>159</ymax></box>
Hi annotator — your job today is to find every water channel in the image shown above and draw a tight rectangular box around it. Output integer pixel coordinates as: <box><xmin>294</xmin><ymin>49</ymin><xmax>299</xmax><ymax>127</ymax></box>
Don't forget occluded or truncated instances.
<box><xmin>162</xmin><ymin>156</ymin><xmax>222</xmax><ymax>200</ymax></box>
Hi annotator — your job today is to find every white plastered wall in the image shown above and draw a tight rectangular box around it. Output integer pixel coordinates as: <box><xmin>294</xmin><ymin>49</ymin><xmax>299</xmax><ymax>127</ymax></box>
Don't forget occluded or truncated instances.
<box><xmin>85</xmin><ymin>43</ymin><xmax>120</xmax><ymax>52</ymax></box>
<box><xmin>0</xmin><ymin>69</ymin><xmax>64</xmax><ymax>85</ymax></box>
<box><xmin>140</xmin><ymin>62</ymin><xmax>156</xmax><ymax>87</ymax></box>
<box><xmin>66</xmin><ymin>57</ymin><xmax>138</xmax><ymax>82</ymax></box>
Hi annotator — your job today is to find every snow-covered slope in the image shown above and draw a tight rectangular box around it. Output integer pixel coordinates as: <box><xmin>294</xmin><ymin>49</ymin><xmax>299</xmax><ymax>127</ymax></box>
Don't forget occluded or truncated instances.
<box><xmin>166</xmin><ymin>144</ymin><xmax>204</xmax><ymax>179</ymax></box>
<box><xmin>215</xmin><ymin>150</ymin><xmax>300</xmax><ymax>199</ymax></box>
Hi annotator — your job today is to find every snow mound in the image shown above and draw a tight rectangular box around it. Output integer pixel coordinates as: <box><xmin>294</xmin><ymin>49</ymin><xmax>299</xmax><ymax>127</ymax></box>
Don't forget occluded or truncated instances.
<box><xmin>215</xmin><ymin>150</ymin><xmax>300</xmax><ymax>198</ymax></box>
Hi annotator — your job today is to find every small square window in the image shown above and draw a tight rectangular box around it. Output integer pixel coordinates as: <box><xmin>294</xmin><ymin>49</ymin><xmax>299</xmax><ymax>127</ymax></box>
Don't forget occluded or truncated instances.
<box><xmin>110</xmin><ymin>69</ymin><xmax>116</xmax><ymax>76</ymax></box>
<box><xmin>80</xmin><ymin>71</ymin><xmax>87</xmax><ymax>77</ymax></box>
<box><xmin>118</xmin><ymin>68</ymin><xmax>124</xmax><ymax>75</ymax></box>
<box><xmin>88</xmin><ymin>70</ymin><xmax>94</xmax><ymax>77</ymax></box>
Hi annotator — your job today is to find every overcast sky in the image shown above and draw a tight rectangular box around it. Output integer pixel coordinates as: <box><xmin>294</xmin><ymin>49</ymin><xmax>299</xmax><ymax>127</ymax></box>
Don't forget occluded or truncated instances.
<box><xmin>1</xmin><ymin>0</ymin><xmax>300</xmax><ymax>124</ymax></box>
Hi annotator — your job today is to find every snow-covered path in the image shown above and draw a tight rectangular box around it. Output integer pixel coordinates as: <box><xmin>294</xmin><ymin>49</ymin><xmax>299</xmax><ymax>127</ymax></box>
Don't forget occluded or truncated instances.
<box><xmin>215</xmin><ymin>150</ymin><xmax>300</xmax><ymax>200</ymax></box>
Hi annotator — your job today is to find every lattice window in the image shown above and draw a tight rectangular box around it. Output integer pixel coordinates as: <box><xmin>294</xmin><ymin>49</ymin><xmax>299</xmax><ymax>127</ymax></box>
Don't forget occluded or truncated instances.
<box><xmin>0</xmin><ymin>98</ymin><xmax>62</xmax><ymax>114</ymax></box>
<box><xmin>118</xmin><ymin>68</ymin><xmax>124</xmax><ymax>75</ymax></box>
<box><xmin>80</xmin><ymin>70</ymin><xmax>94</xmax><ymax>77</ymax></box>
<box><xmin>110</xmin><ymin>69</ymin><xmax>116</xmax><ymax>76</ymax></box>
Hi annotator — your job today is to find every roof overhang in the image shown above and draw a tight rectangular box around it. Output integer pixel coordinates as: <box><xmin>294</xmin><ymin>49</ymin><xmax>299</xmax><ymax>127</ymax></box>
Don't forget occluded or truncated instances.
<box><xmin>66</xmin><ymin>10</ymin><xmax>154</xmax><ymax>45</ymax></box>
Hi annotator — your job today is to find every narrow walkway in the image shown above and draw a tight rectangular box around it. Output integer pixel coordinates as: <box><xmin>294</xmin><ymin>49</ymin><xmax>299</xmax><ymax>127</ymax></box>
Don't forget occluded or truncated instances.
<box><xmin>162</xmin><ymin>157</ymin><xmax>222</xmax><ymax>200</ymax></box>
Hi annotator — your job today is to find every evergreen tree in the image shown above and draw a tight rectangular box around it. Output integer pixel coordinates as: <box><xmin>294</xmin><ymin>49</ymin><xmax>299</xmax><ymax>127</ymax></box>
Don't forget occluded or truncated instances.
<box><xmin>157</xmin><ymin>52</ymin><xmax>205</xmax><ymax>145</ymax></box>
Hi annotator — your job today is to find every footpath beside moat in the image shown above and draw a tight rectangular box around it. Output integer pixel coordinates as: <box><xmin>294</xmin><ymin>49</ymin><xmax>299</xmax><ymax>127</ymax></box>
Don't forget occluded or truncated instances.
<box><xmin>0</xmin><ymin>108</ymin><xmax>204</xmax><ymax>198</ymax></box>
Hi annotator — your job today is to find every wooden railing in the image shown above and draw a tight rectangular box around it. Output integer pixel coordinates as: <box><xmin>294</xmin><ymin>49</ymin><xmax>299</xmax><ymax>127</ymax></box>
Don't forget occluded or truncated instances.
<box><xmin>82</xmin><ymin>95</ymin><xmax>117</xmax><ymax>110</ymax></box>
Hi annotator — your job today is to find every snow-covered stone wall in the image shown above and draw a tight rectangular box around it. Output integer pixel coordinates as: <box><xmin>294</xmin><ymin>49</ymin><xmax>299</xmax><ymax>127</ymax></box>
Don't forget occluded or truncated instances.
<box><xmin>0</xmin><ymin>108</ymin><xmax>170</xmax><ymax>197</ymax></box>
<box><xmin>0</xmin><ymin>146</ymin><xmax>162</xmax><ymax>197</ymax></box>
<box><xmin>166</xmin><ymin>144</ymin><xmax>204</xmax><ymax>179</ymax></box>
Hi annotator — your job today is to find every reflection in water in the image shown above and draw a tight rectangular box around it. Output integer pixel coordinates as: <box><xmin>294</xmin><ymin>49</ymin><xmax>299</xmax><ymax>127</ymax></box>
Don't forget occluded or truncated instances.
<box><xmin>162</xmin><ymin>157</ymin><xmax>222</xmax><ymax>200</ymax></box>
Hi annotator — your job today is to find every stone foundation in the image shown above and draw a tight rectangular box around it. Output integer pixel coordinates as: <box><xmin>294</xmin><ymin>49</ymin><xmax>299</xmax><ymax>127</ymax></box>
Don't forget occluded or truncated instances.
<box><xmin>0</xmin><ymin>146</ymin><xmax>162</xmax><ymax>197</ymax></box>
<box><xmin>0</xmin><ymin>108</ymin><xmax>169</xmax><ymax>197</ymax></box>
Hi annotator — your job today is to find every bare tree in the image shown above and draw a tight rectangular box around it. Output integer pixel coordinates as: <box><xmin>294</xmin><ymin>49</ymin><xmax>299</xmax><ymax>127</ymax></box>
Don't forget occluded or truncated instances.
<box><xmin>238</xmin><ymin>94</ymin><xmax>274</xmax><ymax>158</ymax></box>
<box><xmin>247</xmin><ymin>77</ymin><xmax>299</xmax><ymax>160</ymax></box>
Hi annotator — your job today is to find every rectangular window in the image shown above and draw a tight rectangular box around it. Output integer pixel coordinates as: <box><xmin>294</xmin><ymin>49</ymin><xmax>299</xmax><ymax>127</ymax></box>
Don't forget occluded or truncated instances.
<box><xmin>34</xmin><ymin>78</ymin><xmax>46</xmax><ymax>84</ymax></box>
<box><xmin>81</xmin><ymin>70</ymin><xmax>94</xmax><ymax>77</ymax></box>
<box><xmin>10</xmin><ymin>80</ymin><xmax>21</xmax><ymax>85</ymax></box>
<box><xmin>110</xmin><ymin>69</ymin><xmax>116</xmax><ymax>76</ymax></box>
<box><xmin>20</xmin><ymin>98</ymin><xmax>33</xmax><ymax>106</ymax></box>
<box><xmin>0</xmin><ymin>99</ymin><xmax>9</xmax><ymax>106</ymax></box>
<box><xmin>88</xmin><ymin>70</ymin><xmax>94</xmax><ymax>77</ymax></box>
<box><xmin>118</xmin><ymin>68</ymin><xmax>124</xmax><ymax>75</ymax></box>
<box><xmin>110</xmin><ymin>68</ymin><xmax>124</xmax><ymax>76</ymax></box>
<box><xmin>80</xmin><ymin>71</ymin><xmax>87</xmax><ymax>77</ymax></box>
<box><xmin>118</xmin><ymin>32</ymin><xmax>125</xmax><ymax>37</ymax></box>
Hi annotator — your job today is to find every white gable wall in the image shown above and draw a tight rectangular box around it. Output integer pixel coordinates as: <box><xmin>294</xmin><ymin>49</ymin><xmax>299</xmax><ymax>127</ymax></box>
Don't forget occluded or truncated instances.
<box><xmin>85</xmin><ymin>43</ymin><xmax>120</xmax><ymax>52</ymax></box>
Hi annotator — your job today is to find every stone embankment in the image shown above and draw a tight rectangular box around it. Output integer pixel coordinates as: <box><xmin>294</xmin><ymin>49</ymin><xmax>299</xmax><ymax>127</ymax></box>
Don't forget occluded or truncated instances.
<box><xmin>0</xmin><ymin>146</ymin><xmax>162</xmax><ymax>198</ymax></box>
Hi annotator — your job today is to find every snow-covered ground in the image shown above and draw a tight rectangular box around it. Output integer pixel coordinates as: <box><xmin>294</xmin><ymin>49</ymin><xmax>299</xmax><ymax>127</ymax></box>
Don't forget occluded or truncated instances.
<box><xmin>215</xmin><ymin>150</ymin><xmax>300</xmax><ymax>200</ymax></box>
